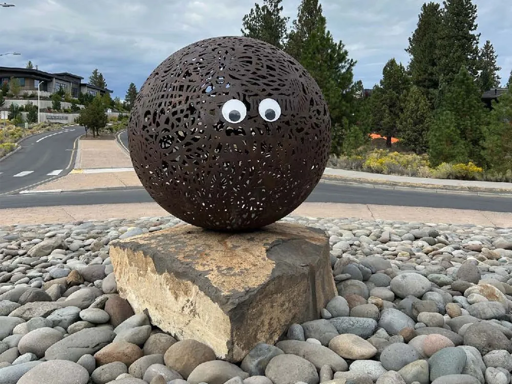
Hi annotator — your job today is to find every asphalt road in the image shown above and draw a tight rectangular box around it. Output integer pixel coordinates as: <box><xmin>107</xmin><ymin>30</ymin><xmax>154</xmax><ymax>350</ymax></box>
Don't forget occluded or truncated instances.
<box><xmin>0</xmin><ymin>127</ymin><xmax>84</xmax><ymax>195</ymax></box>
<box><xmin>119</xmin><ymin>130</ymin><xmax>129</xmax><ymax>152</ymax></box>
<box><xmin>1</xmin><ymin>181</ymin><xmax>511</xmax><ymax>212</ymax></box>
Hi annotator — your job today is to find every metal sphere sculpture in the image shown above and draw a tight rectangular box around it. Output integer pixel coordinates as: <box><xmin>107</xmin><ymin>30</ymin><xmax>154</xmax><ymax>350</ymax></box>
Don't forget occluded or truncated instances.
<box><xmin>128</xmin><ymin>36</ymin><xmax>331</xmax><ymax>231</ymax></box>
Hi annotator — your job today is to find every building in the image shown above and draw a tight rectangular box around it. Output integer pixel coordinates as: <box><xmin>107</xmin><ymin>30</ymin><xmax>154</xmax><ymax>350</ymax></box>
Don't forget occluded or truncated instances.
<box><xmin>0</xmin><ymin>66</ymin><xmax>112</xmax><ymax>98</ymax></box>
<box><xmin>481</xmin><ymin>87</ymin><xmax>508</xmax><ymax>110</ymax></box>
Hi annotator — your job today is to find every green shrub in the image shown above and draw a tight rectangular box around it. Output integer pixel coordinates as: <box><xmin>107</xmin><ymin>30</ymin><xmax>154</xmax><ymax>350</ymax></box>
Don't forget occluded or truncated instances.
<box><xmin>432</xmin><ymin>162</ymin><xmax>483</xmax><ymax>180</ymax></box>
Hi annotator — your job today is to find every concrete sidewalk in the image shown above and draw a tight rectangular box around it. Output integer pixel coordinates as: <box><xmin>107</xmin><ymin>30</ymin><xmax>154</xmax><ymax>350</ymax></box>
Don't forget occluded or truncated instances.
<box><xmin>75</xmin><ymin>139</ymin><xmax>132</xmax><ymax>169</ymax></box>
<box><xmin>1</xmin><ymin>202</ymin><xmax>511</xmax><ymax>227</ymax></box>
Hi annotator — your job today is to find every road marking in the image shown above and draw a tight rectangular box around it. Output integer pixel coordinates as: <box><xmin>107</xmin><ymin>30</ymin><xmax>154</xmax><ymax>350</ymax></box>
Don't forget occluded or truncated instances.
<box><xmin>13</xmin><ymin>171</ymin><xmax>34</xmax><ymax>177</ymax></box>
<box><xmin>71</xmin><ymin>167</ymin><xmax>134</xmax><ymax>174</ymax></box>
<box><xmin>35</xmin><ymin>131</ymin><xmax>63</xmax><ymax>143</ymax></box>
<box><xmin>47</xmin><ymin>169</ymin><xmax>63</xmax><ymax>176</ymax></box>
<box><xmin>19</xmin><ymin>189</ymin><xmax>62</xmax><ymax>194</ymax></box>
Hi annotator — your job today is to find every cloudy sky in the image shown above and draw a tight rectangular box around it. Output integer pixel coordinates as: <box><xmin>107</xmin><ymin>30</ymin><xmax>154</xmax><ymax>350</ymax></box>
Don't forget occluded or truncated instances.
<box><xmin>1</xmin><ymin>0</ymin><xmax>510</xmax><ymax>98</ymax></box>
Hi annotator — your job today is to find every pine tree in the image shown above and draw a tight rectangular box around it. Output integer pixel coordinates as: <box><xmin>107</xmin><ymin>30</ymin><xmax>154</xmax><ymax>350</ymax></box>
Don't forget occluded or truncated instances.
<box><xmin>0</xmin><ymin>90</ymin><xmax>4</xmax><ymax>107</ymax></box>
<box><xmin>26</xmin><ymin>61</ymin><xmax>34</xmax><ymax>69</ymax></box>
<box><xmin>397</xmin><ymin>85</ymin><xmax>432</xmax><ymax>154</ymax></box>
<box><xmin>437</xmin><ymin>0</ymin><xmax>481</xmax><ymax>90</ymax></box>
<box><xmin>89</xmin><ymin>69</ymin><xmax>108</xmax><ymax>89</ymax></box>
<box><xmin>506</xmin><ymin>70</ymin><xmax>512</xmax><ymax>88</ymax></box>
<box><xmin>431</xmin><ymin>66</ymin><xmax>486</xmax><ymax>165</ymax></box>
<box><xmin>428</xmin><ymin>110</ymin><xmax>469</xmax><ymax>166</ymax></box>
<box><xmin>8</xmin><ymin>77</ymin><xmax>21</xmax><ymax>97</ymax></box>
<box><xmin>125</xmin><ymin>83</ymin><xmax>138</xmax><ymax>111</ymax></box>
<box><xmin>375</xmin><ymin>59</ymin><xmax>411</xmax><ymax>147</ymax></box>
<box><xmin>286</xmin><ymin>0</ymin><xmax>357</xmax><ymax>155</ymax></box>
<box><xmin>482</xmin><ymin>88</ymin><xmax>512</xmax><ymax>173</ymax></box>
<box><xmin>77</xmin><ymin>94</ymin><xmax>108</xmax><ymax>137</ymax></box>
<box><xmin>285</xmin><ymin>0</ymin><xmax>324</xmax><ymax>62</ymax></box>
<box><xmin>478</xmin><ymin>40</ymin><xmax>501</xmax><ymax>91</ymax></box>
<box><xmin>51</xmin><ymin>93</ymin><xmax>61</xmax><ymax>111</ymax></box>
<box><xmin>241</xmin><ymin>0</ymin><xmax>289</xmax><ymax>49</ymax></box>
<box><xmin>405</xmin><ymin>2</ymin><xmax>443</xmax><ymax>106</ymax></box>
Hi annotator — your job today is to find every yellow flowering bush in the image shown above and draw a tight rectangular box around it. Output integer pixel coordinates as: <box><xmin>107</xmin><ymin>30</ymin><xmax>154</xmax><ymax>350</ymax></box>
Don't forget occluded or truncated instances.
<box><xmin>432</xmin><ymin>162</ymin><xmax>483</xmax><ymax>180</ymax></box>
<box><xmin>330</xmin><ymin>149</ymin><xmax>497</xmax><ymax>181</ymax></box>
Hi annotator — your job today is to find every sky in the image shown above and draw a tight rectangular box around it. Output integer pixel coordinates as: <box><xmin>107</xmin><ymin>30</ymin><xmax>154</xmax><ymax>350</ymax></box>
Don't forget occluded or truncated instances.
<box><xmin>1</xmin><ymin>0</ymin><xmax>511</xmax><ymax>99</ymax></box>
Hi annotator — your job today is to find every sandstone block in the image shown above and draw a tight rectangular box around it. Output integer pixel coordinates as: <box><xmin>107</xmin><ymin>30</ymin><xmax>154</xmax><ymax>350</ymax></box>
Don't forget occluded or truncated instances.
<box><xmin>109</xmin><ymin>223</ymin><xmax>336</xmax><ymax>362</ymax></box>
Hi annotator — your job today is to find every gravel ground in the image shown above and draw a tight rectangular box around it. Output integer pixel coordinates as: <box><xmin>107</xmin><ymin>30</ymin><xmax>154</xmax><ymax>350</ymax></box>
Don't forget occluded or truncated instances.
<box><xmin>1</xmin><ymin>215</ymin><xmax>512</xmax><ymax>384</ymax></box>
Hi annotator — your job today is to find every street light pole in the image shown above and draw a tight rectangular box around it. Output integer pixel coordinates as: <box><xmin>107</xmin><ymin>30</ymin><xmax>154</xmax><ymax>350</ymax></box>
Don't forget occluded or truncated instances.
<box><xmin>38</xmin><ymin>81</ymin><xmax>45</xmax><ymax>124</ymax></box>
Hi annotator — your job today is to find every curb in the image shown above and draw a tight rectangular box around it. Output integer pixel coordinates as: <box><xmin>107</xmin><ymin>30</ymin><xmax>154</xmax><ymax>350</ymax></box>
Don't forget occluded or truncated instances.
<box><xmin>322</xmin><ymin>174</ymin><xmax>512</xmax><ymax>195</ymax></box>
<box><xmin>116</xmin><ymin>130</ymin><xmax>129</xmax><ymax>154</ymax></box>
<box><xmin>18</xmin><ymin>186</ymin><xmax>144</xmax><ymax>195</ymax></box>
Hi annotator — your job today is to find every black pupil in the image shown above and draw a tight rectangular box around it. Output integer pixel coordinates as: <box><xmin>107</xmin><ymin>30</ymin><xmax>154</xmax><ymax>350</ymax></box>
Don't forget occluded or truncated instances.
<box><xmin>265</xmin><ymin>109</ymin><xmax>276</xmax><ymax>121</ymax></box>
<box><xmin>229</xmin><ymin>110</ymin><xmax>241</xmax><ymax>122</ymax></box>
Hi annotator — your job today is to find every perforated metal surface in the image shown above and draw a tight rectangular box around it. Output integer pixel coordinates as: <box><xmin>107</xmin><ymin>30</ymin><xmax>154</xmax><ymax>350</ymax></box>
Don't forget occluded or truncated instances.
<box><xmin>128</xmin><ymin>36</ymin><xmax>331</xmax><ymax>231</ymax></box>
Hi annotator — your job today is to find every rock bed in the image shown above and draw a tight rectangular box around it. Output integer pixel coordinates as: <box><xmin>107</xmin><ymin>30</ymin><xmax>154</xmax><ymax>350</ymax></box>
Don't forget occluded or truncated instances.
<box><xmin>0</xmin><ymin>216</ymin><xmax>512</xmax><ymax>384</ymax></box>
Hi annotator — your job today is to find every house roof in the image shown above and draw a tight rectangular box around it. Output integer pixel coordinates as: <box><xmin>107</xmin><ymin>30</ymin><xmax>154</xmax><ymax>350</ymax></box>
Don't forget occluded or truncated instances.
<box><xmin>482</xmin><ymin>88</ymin><xmax>508</xmax><ymax>99</ymax></box>
<box><xmin>0</xmin><ymin>67</ymin><xmax>111</xmax><ymax>92</ymax></box>
<box><xmin>53</xmin><ymin>72</ymin><xmax>83</xmax><ymax>80</ymax></box>
<box><xmin>80</xmin><ymin>83</ymin><xmax>113</xmax><ymax>93</ymax></box>
<box><xmin>0</xmin><ymin>66</ymin><xmax>54</xmax><ymax>81</ymax></box>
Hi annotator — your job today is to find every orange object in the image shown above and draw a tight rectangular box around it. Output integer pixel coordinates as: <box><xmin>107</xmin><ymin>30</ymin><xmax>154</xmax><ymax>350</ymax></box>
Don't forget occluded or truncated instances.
<box><xmin>369</xmin><ymin>133</ymin><xmax>399</xmax><ymax>143</ymax></box>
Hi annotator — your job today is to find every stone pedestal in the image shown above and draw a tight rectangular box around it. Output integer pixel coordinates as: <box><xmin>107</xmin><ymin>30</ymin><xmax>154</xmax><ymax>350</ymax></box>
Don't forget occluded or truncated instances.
<box><xmin>109</xmin><ymin>222</ymin><xmax>336</xmax><ymax>362</ymax></box>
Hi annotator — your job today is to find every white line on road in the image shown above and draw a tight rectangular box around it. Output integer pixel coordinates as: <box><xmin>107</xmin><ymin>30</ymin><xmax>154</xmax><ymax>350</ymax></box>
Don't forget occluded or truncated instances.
<box><xmin>73</xmin><ymin>167</ymin><xmax>135</xmax><ymax>174</ymax></box>
<box><xmin>19</xmin><ymin>189</ymin><xmax>62</xmax><ymax>194</ymax></box>
<box><xmin>35</xmin><ymin>131</ymin><xmax>63</xmax><ymax>143</ymax></box>
<box><xmin>47</xmin><ymin>169</ymin><xmax>63</xmax><ymax>176</ymax></box>
<box><xmin>13</xmin><ymin>171</ymin><xmax>34</xmax><ymax>177</ymax></box>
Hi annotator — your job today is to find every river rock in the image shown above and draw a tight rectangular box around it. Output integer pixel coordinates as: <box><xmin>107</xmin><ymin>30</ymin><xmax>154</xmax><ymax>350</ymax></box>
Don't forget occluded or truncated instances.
<box><xmin>17</xmin><ymin>360</ymin><xmax>89</xmax><ymax>384</ymax></box>
<box><xmin>265</xmin><ymin>354</ymin><xmax>318</xmax><ymax>384</ymax></box>
<box><xmin>390</xmin><ymin>273</ymin><xmax>431</xmax><ymax>299</ymax></box>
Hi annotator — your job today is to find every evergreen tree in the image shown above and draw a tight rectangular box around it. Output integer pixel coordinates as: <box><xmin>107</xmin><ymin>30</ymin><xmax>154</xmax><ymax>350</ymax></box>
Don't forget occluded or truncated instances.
<box><xmin>51</xmin><ymin>93</ymin><xmax>62</xmax><ymax>111</ymax></box>
<box><xmin>70</xmin><ymin>100</ymin><xmax>80</xmax><ymax>113</ymax></box>
<box><xmin>405</xmin><ymin>2</ymin><xmax>443</xmax><ymax>106</ymax></box>
<box><xmin>375</xmin><ymin>58</ymin><xmax>411</xmax><ymax>147</ymax></box>
<box><xmin>478</xmin><ymin>40</ymin><xmax>501</xmax><ymax>91</ymax></box>
<box><xmin>125</xmin><ymin>83</ymin><xmax>138</xmax><ymax>111</ymax></box>
<box><xmin>285</xmin><ymin>0</ymin><xmax>324</xmax><ymax>61</ymax></box>
<box><xmin>241</xmin><ymin>0</ymin><xmax>289</xmax><ymax>49</ymax></box>
<box><xmin>76</xmin><ymin>94</ymin><xmax>108</xmax><ymax>137</ymax></box>
<box><xmin>397</xmin><ymin>85</ymin><xmax>432</xmax><ymax>154</ymax></box>
<box><xmin>437</xmin><ymin>0</ymin><xmax>480</xmax><ymax>90</ymax></box>
<box><xmin>0</xmin><ymin>90</ymin><xmax>4</xmax><ymax>107</ymax></box>
<box><xmin>428</xmin><ymin>110</ymin><xmax>469</xmax><ymax>166</ymax></box>
<box><xmin>1</xmin><ymin>81</ymin><xmax>9</xmax><ymax>97</ymax></box>
<box><xmin>26</xmin><ymin>61</ymin><xmax>34</xmax><ymax>69</ymax></box>
<box><xmin>430</xmin><ymin>65</ymin><xmax>486</xmax><ymax>166</ymax></box>
<box><xmin>26</xmin><ymin>102</ymin><xmax>37</xmax><ymax>123</ymax></box>
<box><xmin>89</xmin><ymin>69</ymin><xmax>108</xmax><ymax>89</ymax></box>
<box><xmin>506</xmin><ymin>70</ymin><xmax>512</xmax><ymax>88</ymax></box>
<box><xmin>286</xmin><ymin>0</ymin><xmax>357</xmax><ymax>155</ymax></box>
<box><xmin>482</xmin><ymin>88</ymin><xmax>512</xmax><ymax>173</ymax></box>
<box><xmin>8</xmin><ymin>77</ymin><xmax>21</xmax><ymax>97</ymax></box>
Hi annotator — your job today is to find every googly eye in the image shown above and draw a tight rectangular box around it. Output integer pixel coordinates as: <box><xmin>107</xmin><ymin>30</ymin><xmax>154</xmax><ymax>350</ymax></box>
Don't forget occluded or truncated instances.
<box><xmin>221</xmin><ymin>99</ymin><xmax>247</xmax><ymax>124</ymax></box>
<box><xmin>258</xmin><ymin>98</ymin><xmax>281</xmax><ymax>122</ymax></box>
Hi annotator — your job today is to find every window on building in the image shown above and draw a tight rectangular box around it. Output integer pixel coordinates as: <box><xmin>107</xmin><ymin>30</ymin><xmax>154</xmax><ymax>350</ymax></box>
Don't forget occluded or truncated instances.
<box><xmin>17</xmin><ymin>78</ymin><xmax>25</xmax><ymax>87</ymax></box>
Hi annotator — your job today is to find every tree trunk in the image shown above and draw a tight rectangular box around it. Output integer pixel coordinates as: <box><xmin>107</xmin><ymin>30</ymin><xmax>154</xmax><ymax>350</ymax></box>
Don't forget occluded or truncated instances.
<box><xmin>386</xmin><ymin>135</ymin><xmax>392</xmax><ymax>148</ymax></box>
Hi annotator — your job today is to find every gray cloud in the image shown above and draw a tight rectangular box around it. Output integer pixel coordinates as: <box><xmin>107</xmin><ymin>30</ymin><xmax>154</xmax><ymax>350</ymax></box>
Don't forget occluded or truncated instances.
<box><xmin>1</xmin><ymin>0</ymin><xmax>509</xmax><ymax>97</ymax></box>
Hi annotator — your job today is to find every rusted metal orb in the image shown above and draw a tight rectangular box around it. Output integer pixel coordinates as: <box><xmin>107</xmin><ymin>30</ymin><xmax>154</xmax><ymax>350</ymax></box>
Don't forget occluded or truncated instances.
<box><xmin>128</xmin><ymin>36</ymin><xmax>331</xmax><ymax>231</ymax></box>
